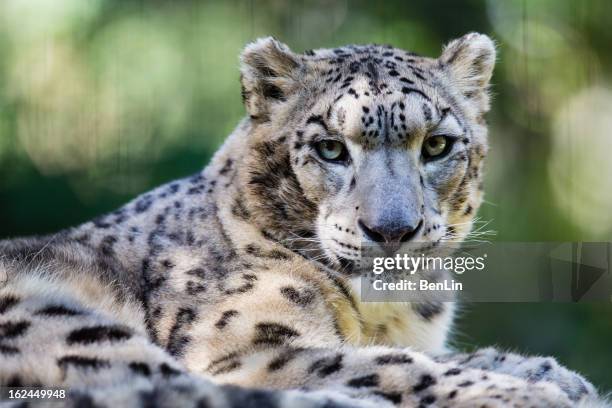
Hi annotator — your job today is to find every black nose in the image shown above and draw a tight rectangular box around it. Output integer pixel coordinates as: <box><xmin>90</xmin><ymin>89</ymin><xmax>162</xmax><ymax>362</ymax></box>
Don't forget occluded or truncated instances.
<box><xmin>358</xmin><ymin>219</ymin><xmax>423</xmax><ymax>244</ymax></box>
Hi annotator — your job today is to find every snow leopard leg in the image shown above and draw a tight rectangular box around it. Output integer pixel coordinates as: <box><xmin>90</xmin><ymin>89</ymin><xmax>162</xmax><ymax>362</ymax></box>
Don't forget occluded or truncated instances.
<box><xmin>0</xmin><ymin>276</ymin><xmax>373</xmax><ymax>408</ymax></box>
<box><xmin>205</xmin><ymin>344</ymin><xmax>600</xmax><ymax>408</ymax></box>
<box><xmin>432</xmin><ymin>347</ymin><xmax>598</xmax><ymax>403</ymax></box>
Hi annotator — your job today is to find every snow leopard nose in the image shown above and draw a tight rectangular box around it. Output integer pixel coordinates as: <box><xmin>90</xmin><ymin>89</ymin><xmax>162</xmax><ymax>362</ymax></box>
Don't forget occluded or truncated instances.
<box><xmin>358</xmin><ymin>218</ymin><xmax>423</xmax><ymax>245</ymax></box>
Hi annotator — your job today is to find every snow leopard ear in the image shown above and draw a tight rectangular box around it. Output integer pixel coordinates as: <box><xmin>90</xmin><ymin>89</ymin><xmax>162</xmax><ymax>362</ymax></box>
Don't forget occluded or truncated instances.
<box><xmin>439</xmin><ymin>33</ymin><xmax>496</xmax><ymax>113</ymax></box>
<box><xmin>240</xmin><ymin>37</ymin><xmax>303</xmax><ymax>121</ymax></box>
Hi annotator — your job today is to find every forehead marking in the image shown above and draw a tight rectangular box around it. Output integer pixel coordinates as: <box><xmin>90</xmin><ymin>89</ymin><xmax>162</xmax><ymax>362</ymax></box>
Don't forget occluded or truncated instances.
<box><xmin>306</xmin><ymin>115</ymin><xmax>328</xmax><ymax>131</ymax></box>
<box><xmin>422</xmin><ymin>104</ymin><xmax>432</xmax><ymax>122</ymax></box>
<box><xmin>435</xmin><ymin>107</ymin><xmax>466</xmax><ymax>136</ymax></box>
<box><xmin>307</xmin><ymin>46</ymin><xmax>476</xmax><ymax>147</ymax></box>
<box><xmin>401</xmin><ymin>87</ymin><xmax>430</xmax><ymax>102</ymax></box>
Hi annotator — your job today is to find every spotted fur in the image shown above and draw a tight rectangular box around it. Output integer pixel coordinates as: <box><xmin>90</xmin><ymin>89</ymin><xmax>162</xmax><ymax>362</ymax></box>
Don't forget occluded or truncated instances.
<box><xmin>0</xmin><ymin>34</ymin><xmax>605</xmax><ymax>407</ymax></box>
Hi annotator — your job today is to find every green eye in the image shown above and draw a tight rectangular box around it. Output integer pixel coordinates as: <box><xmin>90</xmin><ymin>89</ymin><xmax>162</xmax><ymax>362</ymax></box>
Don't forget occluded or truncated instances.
<box><xmin>315</xmin><ymin>140</ymin><xmax>349</xmax><ymax>163</ymax></box>
<box><xmin>422</xmin><ymin>135</ymin><xmax>453</xmax><ymax>160</ymax></box>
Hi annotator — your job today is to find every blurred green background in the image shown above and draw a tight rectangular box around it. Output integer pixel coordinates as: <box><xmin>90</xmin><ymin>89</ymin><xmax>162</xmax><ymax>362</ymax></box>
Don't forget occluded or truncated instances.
<box><xmin>1</xmin><ymin>0</ymin><xmax>611</xmax><ymax>391</ymax></box>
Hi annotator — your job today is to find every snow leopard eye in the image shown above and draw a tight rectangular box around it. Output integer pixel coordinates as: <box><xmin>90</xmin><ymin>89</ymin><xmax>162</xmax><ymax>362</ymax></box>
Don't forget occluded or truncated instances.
<box><xmin>314</xmin><ymin>140</ymin><xmax>349</xmax><ymax>163</ymax></box>
<box><xmin>422</xmin><ymin>135</ymin><xmax>455</xmax><ymax>160</ymax></box>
